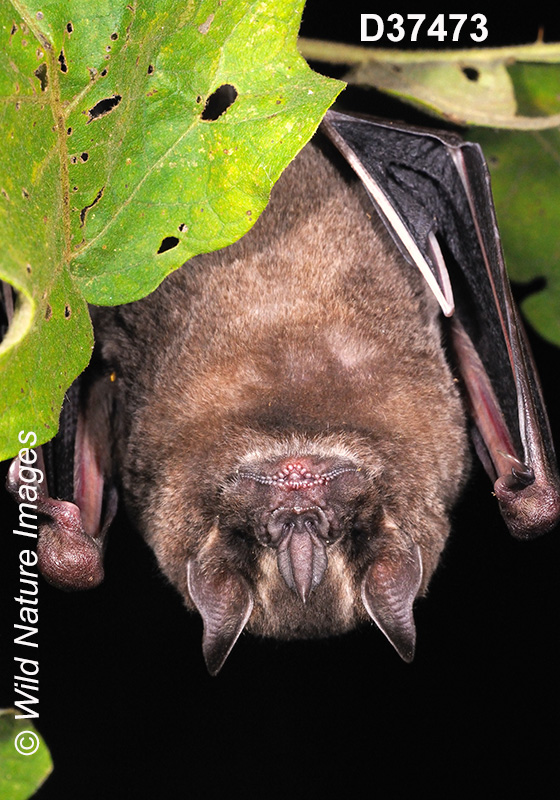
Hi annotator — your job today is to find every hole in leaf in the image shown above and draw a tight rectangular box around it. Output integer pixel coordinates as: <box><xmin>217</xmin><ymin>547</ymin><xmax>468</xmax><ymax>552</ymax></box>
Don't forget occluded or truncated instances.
<box><xmin>22</xmin><ymin>188</ymin><xmax>29</xmax><ymax>198</ymax></box>
<box><xmin>80</xmin><ymin>187</ymin><xmax>104</xmax><ymax>226</ymax></box>
<box><xmin>67</xmin><ymin>127</ymin><xmax>72</xmax><ymax>135</ymax></box>
<box><xmin>64</xmin><ymin>304</ymin><xmax>72</xmax><ymax>318</ymax></box>
<box><xmin>100</xmin><ymin>68</ymin><xmax>108</xmax><ymax>77</ymax></box>
<box><xmin>462</xmin><ymin>66</ymin><xmax>479</xmax><ymax>82</ymax></box>
<box><xmin>178</xmin><ymin>223</ymin><xmax>188</xmax><ymax>232</ymax></box>
<box><xmin>87</xmin><ymin>94</ymin><xmax>122</xmax><ymax>122</ymax></box>
<box><xmin>58</xmin><ymin>49</ymin><xmax>68</xmax><ymax>73</ymax></box>
<box><xmin>1</xmin><ymin>282</ymin><xmax>16</xmax><ymax>343</ymax></box>
<box><xmin>80</xmin><ymin>152</ymin><xmax>89</xmax><ymax>162</ymax></box>
<box><xmin>201</xmin><ymin>84</ymin><xmax>238</xmax><ymax>121</ymax></box>
<box><xmin>66</xmin><ymin>22</ymin><xmax>73</xmax><ymax>34</ymax></box>
<box><xmin>198</xmin><ymin>14</ymin><xmax>214</xmax><ymax>35</ymax></box>
<box><xmin>110</xmin><ymin>32</ymin><xmax>118</xmax><ymax>40</ymax></box>
<box><xmin>512</xmin><ymin>276</ymin><xmax>547</xmax><ymax>303</ymax></box>
<box><xmin>147</xmin><ymin>64</ymin><xmax>154</xmax><ymax>75</ymax></box>
<box><xmin>34</xmin><ymin>62</ymin><xmax>48</xmax><ymax>91</ymax></box>
<box><xmin>157</xmin><ymin>236</ymin><xmax>180</xmax><ymax>254</ymax></box>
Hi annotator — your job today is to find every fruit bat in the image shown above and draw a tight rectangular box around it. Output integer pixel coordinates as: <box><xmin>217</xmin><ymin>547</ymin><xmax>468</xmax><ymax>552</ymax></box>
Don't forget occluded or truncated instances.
<box><xmin>5</xmin><ymin>109</ymin><xmax>560</xmax><ymax>674</ymax></box>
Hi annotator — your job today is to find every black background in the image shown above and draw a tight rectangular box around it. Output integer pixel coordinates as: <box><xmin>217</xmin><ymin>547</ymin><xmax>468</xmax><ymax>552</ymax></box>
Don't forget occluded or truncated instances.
<box><xmin>1</xmin><ymin>3</ymin><xmax>559</xmax><ymax>798</ymax></box>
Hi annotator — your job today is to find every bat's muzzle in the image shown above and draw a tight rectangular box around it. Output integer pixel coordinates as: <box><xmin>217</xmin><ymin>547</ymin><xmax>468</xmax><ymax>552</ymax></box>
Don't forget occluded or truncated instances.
<box><xmin>267</xmin><ymin>506</ymin><xmax>330</xmax><ymax>602</ymax></box>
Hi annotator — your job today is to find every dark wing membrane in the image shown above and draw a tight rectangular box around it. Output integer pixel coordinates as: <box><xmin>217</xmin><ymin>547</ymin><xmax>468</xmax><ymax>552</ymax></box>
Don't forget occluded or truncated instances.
<box><xmin>41</xmin><ymin>380</ymin><xmax>81</xmax><ymax>502</ymax></box>
<box><xmin>322</xmin><ymin>109</ymin><xmax>560</xmax><ymax>538</ymax></box>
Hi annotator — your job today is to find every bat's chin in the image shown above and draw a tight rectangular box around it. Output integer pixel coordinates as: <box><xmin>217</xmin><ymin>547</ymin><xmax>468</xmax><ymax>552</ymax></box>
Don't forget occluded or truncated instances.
<box><xmin>246</xmin><ymin>545</ymin><xmax>364</xmax><ymax>640</ymax></box>
<box><xmin>185</xmin><ymin>530</ymin><xmax>370</xmax><ymax>674</ymax></box>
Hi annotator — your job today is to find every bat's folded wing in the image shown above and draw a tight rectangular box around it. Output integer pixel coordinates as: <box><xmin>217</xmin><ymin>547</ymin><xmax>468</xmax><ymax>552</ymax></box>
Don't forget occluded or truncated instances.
<box><xmin>322</xmin><ymin>109</ymin><xmax>560</xmax><ymax>538</ymax></box>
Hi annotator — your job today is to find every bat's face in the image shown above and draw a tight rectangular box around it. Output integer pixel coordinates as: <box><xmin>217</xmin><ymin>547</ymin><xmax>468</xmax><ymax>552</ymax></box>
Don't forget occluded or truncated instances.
<box><xmin>119</xmin><ymin>406</ymin><xmax>466</xmax><ymax>675</ymax></box>
<box><xmin>95</xmin><ymin>141</ymin><xmax>469</xmax><ymax>673</ymax></box>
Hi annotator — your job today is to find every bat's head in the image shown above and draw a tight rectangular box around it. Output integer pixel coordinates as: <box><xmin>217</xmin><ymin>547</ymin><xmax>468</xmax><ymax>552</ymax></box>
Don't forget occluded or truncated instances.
<box><xmin>99</xmin><ymin>140</ymin><xmax>469</xmax><ymax>674</ymax></box>
<box><xmin>141</xmin><ymin>428</ymin><xmax>453</xmax><ymax>676</ymax></box>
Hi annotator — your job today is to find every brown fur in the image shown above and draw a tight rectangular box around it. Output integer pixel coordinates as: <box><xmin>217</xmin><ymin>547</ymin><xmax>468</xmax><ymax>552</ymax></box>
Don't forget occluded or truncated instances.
<box><xmin>92</xmin><ymin>139</ymin><xmax>469</xmax><ymax>655</ymax></box>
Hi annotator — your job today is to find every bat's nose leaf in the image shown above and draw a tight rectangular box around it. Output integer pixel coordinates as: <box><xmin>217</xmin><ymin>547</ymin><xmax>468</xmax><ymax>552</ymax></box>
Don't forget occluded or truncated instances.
<box><xmin>361</xmin><ymin>543</ymin><xmax>423</xmax><ymax>663</ymax></box>
<box><xmin>276</xmin><ymin>530</ymin><xmax>328</xmax><ymax>602</ymax></box>
<box><xmin>269</xmin><ymin>507</ymin><xmax>329</xmax><ymax>601</ymax></box>
<box><xmin>187</xmin><ymin>559</ymin><xmax>253</xmax><ymax>675</ymax></box>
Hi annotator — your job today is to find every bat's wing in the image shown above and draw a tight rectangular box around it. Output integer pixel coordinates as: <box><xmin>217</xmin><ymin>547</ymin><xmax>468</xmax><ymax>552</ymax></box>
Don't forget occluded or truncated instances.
<box><xmin>322</xmin><ymin>109</ymin><xmax>560</xmax><ymax>539</ymax></box>
<box><xmin>2</xmin><ymin>282</ymin><xmax>116</xmax><ymax>589</ymax></box>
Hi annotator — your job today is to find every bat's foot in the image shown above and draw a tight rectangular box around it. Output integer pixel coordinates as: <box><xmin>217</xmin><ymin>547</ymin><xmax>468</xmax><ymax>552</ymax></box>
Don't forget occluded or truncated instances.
<box><xmin>494</xmin><ymin>472</ymin><xmax>560</xmax><ymax>539</ymax></box>
<box><xmin>7</xmin><ymin>454</ymin><xmax>116</xmax><ymax>590</ymax></box>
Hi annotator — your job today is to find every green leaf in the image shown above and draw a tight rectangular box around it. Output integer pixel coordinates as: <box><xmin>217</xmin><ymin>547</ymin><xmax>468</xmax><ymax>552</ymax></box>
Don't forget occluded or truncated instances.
<box><xmin>510</xmin><ymin>62</ymin><xmax>560</xmax><ymax>117</ymax></box>
<box><xmin>0</xmin><ymin>0</ymin><xmax>343</xmax><ymax>460</ymax></box>
<box><xmin>299</xmin><ymin>39</ymin><xmax>560</xmax><ymax>128</ymax></box>
<box><xmin>471</xmin><ymin>126</ymin><xmax>560</xmax><ymax>346</ymax></box>
<box><xmin>0</xmin><ymin>710</ymin><xmax>53</xmax><ymax>800</ymax></box>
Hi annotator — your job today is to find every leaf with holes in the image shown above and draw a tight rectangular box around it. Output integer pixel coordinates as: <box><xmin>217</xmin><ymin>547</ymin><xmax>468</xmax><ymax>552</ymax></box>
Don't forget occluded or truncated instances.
<box><xmin>0</xmin><ymin>0</ymin><xmax>343</xmax><ymax>460</ymax></box>
<box><xmin>299</xmin><ymin>39</ymin><xmax>560</xmax><ymax>129</ymax></box>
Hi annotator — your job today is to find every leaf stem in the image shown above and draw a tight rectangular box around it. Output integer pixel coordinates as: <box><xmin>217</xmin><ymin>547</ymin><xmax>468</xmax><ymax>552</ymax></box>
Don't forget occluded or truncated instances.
<box><xmin>298</xmin><ymin>39</ymin><xmax>560</xmax><ymax>65</ymax></box>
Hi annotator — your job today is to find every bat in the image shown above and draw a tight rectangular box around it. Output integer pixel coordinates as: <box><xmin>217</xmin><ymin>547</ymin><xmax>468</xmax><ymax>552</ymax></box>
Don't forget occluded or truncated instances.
<box><xmin>5</xmin><ymin>109</ymin><xmax>560</xmax><ymax>675</ymax></box>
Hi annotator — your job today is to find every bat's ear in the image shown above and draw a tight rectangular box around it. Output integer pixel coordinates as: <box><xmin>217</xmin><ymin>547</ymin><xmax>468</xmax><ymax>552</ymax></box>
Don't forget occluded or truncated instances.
<box><xmin>361</xmin><ymin>541</ymin><xmax>423</xmax><ymax>663</ymax></box>
<box><xmin>187</xmin><ymin>558</ymin><xmax>253</xmax><ymax>676</ymax></box>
